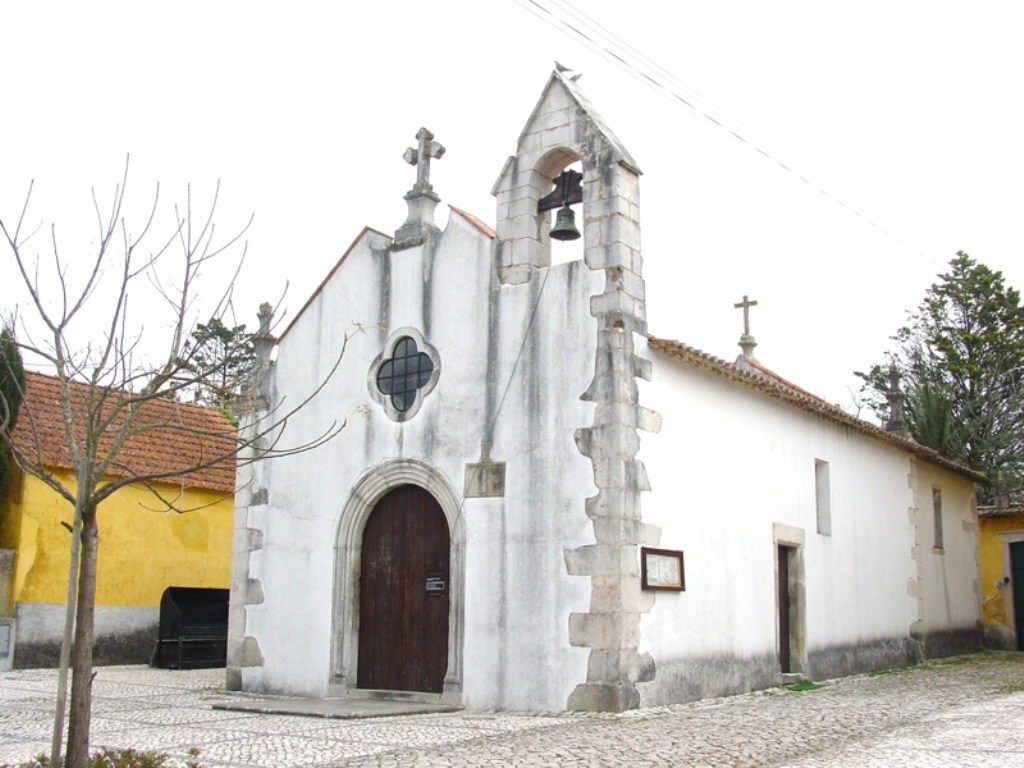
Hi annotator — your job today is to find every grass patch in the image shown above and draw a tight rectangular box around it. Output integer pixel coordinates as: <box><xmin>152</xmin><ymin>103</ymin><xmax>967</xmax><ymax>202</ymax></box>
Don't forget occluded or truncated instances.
<box><xmin>784</xmin><ymin>680</ymin><xmax>826</xmax><ymax>692</ymax></box>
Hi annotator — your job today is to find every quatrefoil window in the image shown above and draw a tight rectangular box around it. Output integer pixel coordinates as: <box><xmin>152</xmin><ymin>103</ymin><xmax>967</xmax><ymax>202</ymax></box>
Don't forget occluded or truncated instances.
<box><xmin>369</xmin><ymin>330</ymin><xmax>440</xmax><ymax>420</ymax></box>
<box><xmin>376</xmin><ymin>336</ymin><xmax>434</xmax><ymax>412</ymax></box>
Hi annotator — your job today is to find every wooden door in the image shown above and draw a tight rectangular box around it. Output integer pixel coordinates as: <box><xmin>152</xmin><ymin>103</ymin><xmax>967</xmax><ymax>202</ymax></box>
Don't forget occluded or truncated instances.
<box><xmin>777</xmin><ymin>545</ymin><xmax>792</xmax><ymax>674</ymax></box>
<box><xmin>1012</xmin><ymin>542</ymin><xmax>1024</xmax><ymax>652</ymax></box>
<box><xmin>358</xmin><ymin>484</ymin><xmax>450</xmax><ymax>693</ymax></box>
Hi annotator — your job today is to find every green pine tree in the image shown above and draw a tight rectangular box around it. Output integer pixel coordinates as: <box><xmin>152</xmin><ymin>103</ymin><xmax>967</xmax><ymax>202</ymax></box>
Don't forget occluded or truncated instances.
<box><xmin>178</xmin><ymin>317</ymin><xmax>257</xmax><ymax>411</ymax></box>
<box><xmin>857</xmin><ymin>252</ymin><xmax>1024</xmax><ymax>504</ymax></box>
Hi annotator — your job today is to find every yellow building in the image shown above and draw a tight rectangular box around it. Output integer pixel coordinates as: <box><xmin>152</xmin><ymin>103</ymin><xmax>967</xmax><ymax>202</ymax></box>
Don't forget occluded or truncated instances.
<box><xmin>979</xmin><ymin>505</ymin><xmax>1024</xmax><ymax>651</ymax></box>
<box><xmin>0</xmin><ymin>371</ymin><xmax>235</xmax><ymax>669</ymax></box>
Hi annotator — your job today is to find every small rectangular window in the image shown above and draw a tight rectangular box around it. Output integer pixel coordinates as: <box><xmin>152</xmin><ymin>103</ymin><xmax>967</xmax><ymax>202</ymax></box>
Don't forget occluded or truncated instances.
<box><xmin>932</xmin><ymin>487</ymin><xmax>944</xmax><ymax>552</ymax></box>
<box><xmin>815</xmin><ymin>460</ymin><xmax>831</xmax><ymax>536</ymax></box>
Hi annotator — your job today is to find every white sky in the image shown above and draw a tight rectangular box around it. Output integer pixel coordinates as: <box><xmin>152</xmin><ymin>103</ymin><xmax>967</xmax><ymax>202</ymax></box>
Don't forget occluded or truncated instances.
<box><xmin>3</xmin><ymin>1</ymin><xmax>1023</xmax><ymax>414</ymax></box>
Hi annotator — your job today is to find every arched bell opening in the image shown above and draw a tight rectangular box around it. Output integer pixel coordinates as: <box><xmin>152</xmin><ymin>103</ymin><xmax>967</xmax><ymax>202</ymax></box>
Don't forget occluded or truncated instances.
<box><xmin>536</xmin><ymin>149</ymin><xmax>585</xmax><ymax>267</ymax></box>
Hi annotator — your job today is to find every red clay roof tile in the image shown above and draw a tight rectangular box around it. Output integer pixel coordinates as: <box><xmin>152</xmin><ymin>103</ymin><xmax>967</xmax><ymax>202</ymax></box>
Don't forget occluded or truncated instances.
<box><xmin>448</xmin><ymin>205</ymin><xmax>496</xmax><ymax>238</ymax></box>
<box><xmin>11</xmin><ymin>371</ymin><xmax>237</xmax><ymax>494</ymax></box>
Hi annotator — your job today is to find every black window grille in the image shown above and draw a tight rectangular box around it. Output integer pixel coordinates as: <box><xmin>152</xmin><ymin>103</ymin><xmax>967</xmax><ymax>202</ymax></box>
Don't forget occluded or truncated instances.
<box><xmin>376</xmin><ymin>336</ymin><xmax>435</xmax><ymax>412</ymax></box>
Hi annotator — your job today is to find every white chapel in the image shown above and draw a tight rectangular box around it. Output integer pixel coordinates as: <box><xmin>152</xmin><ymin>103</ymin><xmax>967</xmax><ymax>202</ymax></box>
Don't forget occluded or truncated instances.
<box><xmin>227</xmin><ymin>71</ymin><xmax>983</xmax><ymax>711</ymax></box>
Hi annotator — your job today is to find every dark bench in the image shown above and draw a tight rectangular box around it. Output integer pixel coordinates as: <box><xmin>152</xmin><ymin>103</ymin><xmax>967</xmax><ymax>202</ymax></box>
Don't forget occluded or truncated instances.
<box><xmin>154</xmin><ymin>587</ymin><xmax>229</xmax><ymax>669</ymax></box>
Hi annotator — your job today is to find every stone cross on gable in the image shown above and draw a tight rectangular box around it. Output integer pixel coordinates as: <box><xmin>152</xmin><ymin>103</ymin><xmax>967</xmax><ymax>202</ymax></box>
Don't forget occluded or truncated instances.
<box><xmin>403</xmin><ymin>127</ymin><xmax>445</xmax><ymax>199</ymax></box>
<box><xmin>734</xmin><ymin>294</ymin><xmax>758</xmax><ymax>360</ymax></box>
<box><xmin>734</xmin><ymin>294</ymin><xmax>758</xmax><ymax>336</ymax></box>
<box><xmin>885</xmin><ymin>365</ymin><xmax>909</xmax><ymax>435</ymax></box>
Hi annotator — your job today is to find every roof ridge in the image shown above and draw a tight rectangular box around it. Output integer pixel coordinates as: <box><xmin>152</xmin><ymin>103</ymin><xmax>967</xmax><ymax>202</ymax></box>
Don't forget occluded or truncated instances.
<box><xmin>647</xmin><ymin>335</ymin><xmax>985</xmax><ymax>483</ymax></box>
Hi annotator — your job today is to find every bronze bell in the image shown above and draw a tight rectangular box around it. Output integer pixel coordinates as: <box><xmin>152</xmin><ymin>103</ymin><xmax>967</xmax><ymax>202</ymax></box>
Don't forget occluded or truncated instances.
<box><xmin>550</xmin><ymin>203</ymin><xmax>581</xmax><ymax>241</ymax></box>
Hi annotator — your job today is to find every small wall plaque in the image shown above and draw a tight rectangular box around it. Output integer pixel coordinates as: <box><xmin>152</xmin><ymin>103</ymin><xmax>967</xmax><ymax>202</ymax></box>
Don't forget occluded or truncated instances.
<box><xmin>641</xmin><ymin>547</ymin><xmax>684</xmax><ymax>591</ymax></box>
<box><xmin>425</xmin><ymin>573</ymin><xmax>446</xmax><ymax>597</ymax></box>
<box><xmin>464</xmin><ymin>461</ymin><xmax>506</xmax><ymax>498</ymax></box>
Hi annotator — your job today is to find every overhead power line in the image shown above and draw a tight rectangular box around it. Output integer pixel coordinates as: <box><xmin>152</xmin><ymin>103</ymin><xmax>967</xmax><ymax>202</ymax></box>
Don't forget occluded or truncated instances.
<box><xmin>514</xmin><ymin>0</ymin><xmax>940</xmax><ymax>268</ymax></box>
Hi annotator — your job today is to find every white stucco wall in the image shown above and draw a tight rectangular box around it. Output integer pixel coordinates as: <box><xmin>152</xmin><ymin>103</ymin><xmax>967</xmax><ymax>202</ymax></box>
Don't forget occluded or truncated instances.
<box><xmin>237</xmin><ymin>213</ymin><xmax>602</xmax><ymax>710</ymax></box>
<box><xmin>912</xmin><ymin>461</ymin><xmax>981</xmax><ymax>642</ymax></box>
<box><xmin>636</xmin><ymin>355</ymin><xmax>928</xmax><ymax>703</ymax></box>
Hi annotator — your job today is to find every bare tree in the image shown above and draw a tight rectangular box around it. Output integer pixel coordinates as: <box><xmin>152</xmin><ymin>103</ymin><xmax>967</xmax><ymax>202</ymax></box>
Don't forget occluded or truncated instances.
<box><xmin>0</xmin><ymin>165</ymin><xmax>348</xmax><ymax>768</ymax></box>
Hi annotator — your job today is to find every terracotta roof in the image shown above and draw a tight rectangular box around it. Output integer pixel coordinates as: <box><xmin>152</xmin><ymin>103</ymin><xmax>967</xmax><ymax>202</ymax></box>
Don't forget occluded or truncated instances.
<box><xmin>978</xmin><ymin>505</ymin><xmax>1024</xmax><ymax>518</ymax></box>
<box><xmin>448</xmin><ymin>205</ymin><xmax>496</xmax><ymax>238</ymax></box>
<box><xmin>647</xmin><ymin>336</ymin><xmax>986</xmax><ymax>483</ymax></box>
<box><xmin>10</xmin><ymin>371</ymin><xmax>237</xmax><ymax>494</ymax></box>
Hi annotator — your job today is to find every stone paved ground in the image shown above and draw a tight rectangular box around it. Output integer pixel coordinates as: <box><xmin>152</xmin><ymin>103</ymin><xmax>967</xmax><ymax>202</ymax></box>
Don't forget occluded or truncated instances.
<box><xmin>2</xmin><ymin>652</ymin><xmax>1023</xmax><ymax>767</ymax></box>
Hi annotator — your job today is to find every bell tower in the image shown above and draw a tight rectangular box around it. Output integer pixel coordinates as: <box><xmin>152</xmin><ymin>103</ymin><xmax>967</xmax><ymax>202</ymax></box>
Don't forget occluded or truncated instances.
<box><xmin>494</xmin><ymin>69</ymin><xmax>661</xmax><ymax>711</ymax></box>
<box><xmin>492</xmin><ymin>69</ymin><xmax>643</xmax><ymax>301</ymax></box>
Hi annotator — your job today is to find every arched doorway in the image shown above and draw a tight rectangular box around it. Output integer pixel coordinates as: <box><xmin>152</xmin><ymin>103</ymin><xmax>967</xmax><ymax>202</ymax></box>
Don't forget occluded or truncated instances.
<box><xmin>357</xmin><ymin>484</ymin><xmax>450</xmax><ymax>693</ymax></box>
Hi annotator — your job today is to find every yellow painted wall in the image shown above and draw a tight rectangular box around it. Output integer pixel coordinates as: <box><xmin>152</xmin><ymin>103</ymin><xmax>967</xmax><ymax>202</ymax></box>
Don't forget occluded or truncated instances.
<box><xmin>979</xmin><ymin>513</ymin><xmax>1024</xmax><ymax>630</ymax></box>
<box><xmin>6</xmin><ymin>467</ymin><xmax>232</xmax><ymax>608</ymax></box>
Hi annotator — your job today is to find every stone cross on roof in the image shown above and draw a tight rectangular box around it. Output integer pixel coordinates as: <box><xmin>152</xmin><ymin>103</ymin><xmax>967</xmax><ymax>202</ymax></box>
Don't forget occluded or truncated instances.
<box><xmin>393</xmin><ymin>127</ymin><xmax>445</xmax><ymax>250</ymax></box>
<box><xmin>403</xmin><ymin>127</ymin><xmax>445</xmax><ymax>200</ymax></box>
<box><xmin>885</xmin><ymin>365</ymin><xmax>909</xmax><ymax>435</ymax></box>
<box><xmin>734</xmin><ymin>294</ymin><xmax>758</xmax><ymax>360</ymax></box>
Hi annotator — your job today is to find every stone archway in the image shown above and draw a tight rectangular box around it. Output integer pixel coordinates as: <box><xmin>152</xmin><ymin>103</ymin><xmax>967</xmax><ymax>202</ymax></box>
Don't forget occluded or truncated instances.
<box><xmin>357</xmin><ymin>484</ymin><xmax>450</xmax><ymax>692</ymax></box>
<box><xmin>330</xmin><ymin>459</ymin><xmax>464</xmax><ymax>702</ymax></box>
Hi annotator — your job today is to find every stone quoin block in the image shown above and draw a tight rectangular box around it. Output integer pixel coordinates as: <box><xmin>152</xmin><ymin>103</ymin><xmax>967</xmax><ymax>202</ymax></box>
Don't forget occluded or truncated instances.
<box><xmin>567</xmin><ymin>681</ymin><xmax>641</xmax><ymax>712</ymax></box>
<box><xmin>591</xmin><ymin>457</ymin><xmax>630</xmax><ymax>488</ymax></box>
<box><xmin>505</xmin><ymin>196</ymin><xmax>538</xmax><ymax>219</ymax></box>
<box><xmin>580</xmin><ymin>423</ymin><xmax>642</xmax><ymax>456</ymax></box>
<box><xmin>588</xmin><ymin>575</ymin><xmax>647</xmax><ymax>612</ymax></box>
<box><xmin>633</xmin><ymin>354</ymin><xmax>653</xmax><ymax>381</ymax></box>
<box><xmin>585</xmin><ymin>490</ymin><xmax>644</xmax><ymax>521</ymax></box>
<box><xmin>613</xmin><ymin>268</ymin><xmax>646</xmax><ymax>301</ymax></box>
<box><xmin>530</xmin><ymin>107</ymin><xmax>573</xmax><ymax>133</ymax></box>
<box><xmin>501</xmin><ymin>263</ymin><xmax>533</xmax><ymax>286</ymax></box>
<box><xmin>594</xmin><ymin>325</ymin><xmax>636</xmax><ymax>351</ymax></box>
<box><xmin>590</xmin><ymin>290</ymin><xmax>635</xmax><ymax>319</ymax></box>
<box><xmin>495</xmin><ymin>182</ymin><xmax>535</xmax><ymax>206</ymax></box>
<box><xmin>585</xmin><ymin>172</ymin><xmax>640</xmax><ymax>203</ymax></box>
<box><xmin>517</xmin><ymin>130</ymin><xmax>543</xmax><ymax>153</ymax></box>
<box><xmin>237</xmin><ymin>636</ymin><xmax>264</xmax><ymax>667</ymax></box>
<box><xmin>628</xmin><ymin>249</ymin><xmax>644</xmax><ymax>275</ymax></box>
<box><xmin>637</xmin><ymin>406</ymin><xmax>662</xmax><ymax>433</ymax></box>
<box><xmin>588</xmin><ymin>516</ymin><xmax>645</xmax><ymax>544</ymax></box>
<box><xmin>585</xmin><ymin>194</ymin><xmax>634</xmax><ymax>219</ymax></box>
<box><xmin>602</xmin><ymin>214</ymin><xmax>642</xmax><ymax>249</ymax></box>
<box><xmin>587</xmin><ymin>400</ymin><xmax>641</xmax><ymax>428</ymax></box>
<box><xmin>539</xmin><ymin>124</ymin><xmax>574</xmax><ymax>148</ymax></box>
<box><xmin>233</xmin><ymin>527</ymin><xmax>264</xmax><ymax>554</ymax></box>
<box><xmin>243</xmin><ymin>578</ymin><xmax>265</xmax><ymax>605</ymax></box>
<box><xmin>565</xmin><ymin>544</ymin><xmax>641</xmax><ymax>578</ymax></box>
<box><xmin>586</xmin><ymin>648</ymin><xmax>656</xmax><ymax>682</ymax></box>
<box><xmin>504</xmin><ymin>214</ymin><xmax>543</xmax><ymax>241</ymax></box>
<box><xmin>569</xmin><ymin>611</ymin><xmax>641</xmax><ymax>650</ymax></box>
<box><xmin>585</xmin><ymin>243</ymin><xmax>640</xmax><ymax>272</ymax></box>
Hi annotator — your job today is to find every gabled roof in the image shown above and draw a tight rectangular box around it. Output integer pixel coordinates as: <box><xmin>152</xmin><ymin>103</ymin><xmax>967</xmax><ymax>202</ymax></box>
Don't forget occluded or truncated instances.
<box><xmin>514</xmin><ymin>70</ymin><xmax>642</xmax><ymax>175</ymax></box>
<box><xmin>10</xmin><ymin>371</ymin><xmax>237</xmax><ymax>494</ymax></box>
<box><xmin>648</xmin><ymin>336</ymin><xmax>986</xmax><ymax>483</ymax></box>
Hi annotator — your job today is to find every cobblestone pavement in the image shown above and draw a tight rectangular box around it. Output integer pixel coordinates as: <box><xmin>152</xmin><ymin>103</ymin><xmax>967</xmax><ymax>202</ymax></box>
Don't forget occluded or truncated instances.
<box><xmin>2</xmin><ymin>653</ymin><xmax>1023</xmax><ymax>767</ymax></box>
